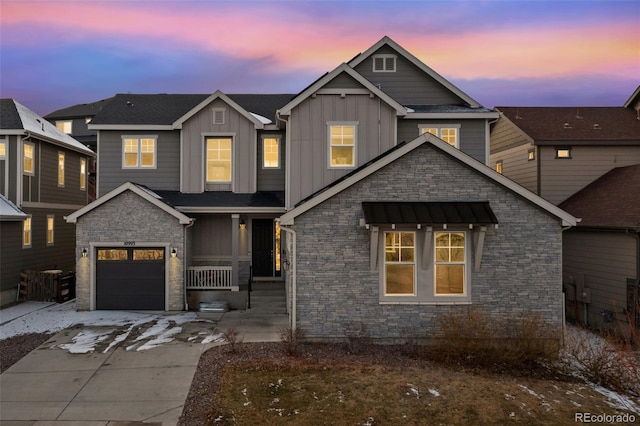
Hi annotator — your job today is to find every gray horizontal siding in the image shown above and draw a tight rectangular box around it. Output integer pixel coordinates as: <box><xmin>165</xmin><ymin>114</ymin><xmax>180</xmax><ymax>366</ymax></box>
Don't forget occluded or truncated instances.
<box><xmin>39</xmin><ymin>144</ymin><xmax>89</xmax><ymax>205</ymax></box>
<box><xmin>490</xmin><ymin>117</ymin><xmax>530</xmax><ymax>153</ymax></box>
<box><xmin>98</xmin><ymin>130</ymin><xmax>180</xmax><ymax>195</ymax></box>
<box><xmin>490</xmin><ymin>144</ymin><xmax>537</xmax><ymax>194</ymax></box>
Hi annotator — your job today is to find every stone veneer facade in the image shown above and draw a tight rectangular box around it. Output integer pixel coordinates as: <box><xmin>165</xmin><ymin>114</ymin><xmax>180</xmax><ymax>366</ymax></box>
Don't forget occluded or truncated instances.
<box><xmin>289</xmin><ymin>143</ymin><xmax>563</xmax><ymax>341</ymax></box>
<box><xmin>74</xmin><ymin>190</ymin><xmax>186</xmax><ymax>310</ymax></box>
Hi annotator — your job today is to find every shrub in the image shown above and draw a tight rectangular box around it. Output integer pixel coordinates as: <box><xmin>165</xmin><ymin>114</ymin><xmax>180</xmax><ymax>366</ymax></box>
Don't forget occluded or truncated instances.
<box><xmin>279</xmin><ymin>326</ymin><xmax>305</xmax><ymax>356</ymax></box>
<box><xmin>222</xmin><ymin>327</ymin><xmax>243</xmax><ymax>353</ymax></box>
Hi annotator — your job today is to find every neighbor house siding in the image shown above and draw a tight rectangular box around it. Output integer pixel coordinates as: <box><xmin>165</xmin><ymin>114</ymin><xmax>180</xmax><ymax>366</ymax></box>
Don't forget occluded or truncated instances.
<box><xmin>39</xmin><ymin>144</ymin><xmax>89</xmax><ymax>205</ymax></box>
<box><xmin>288</xmin><ymin>93</ymin><xmax>397</xmax><ymax>206</ymax></box>
<box><xmin>291</xmin><ymin>143</ymin><xmax>563</xmax><ymax>341</ymax></box>
<box><xmin>490</xmin><ymin>116</ymin><xmax>531</xmax><ymax>154</ymax></box>
<box><xmin>98</xmin><ymin>130</ymin><xmax>180</xmax><ymax>195</ymax></box>
<box><xmin>352</xmin><ymin>45</ymin><xmax>462</xmax><ymax>105</ymax></box>
<box><xmin>0</xmin><ymin>221</ymin><xmax>23</xmax><ymax>305</ymax></box>
<box><xmin>563</xmin><ymin>231</ymin><xmax>637</xmax><ymax>329</ymax></box>
<box><xmin>181</xmin><ymin>98</ymin><xmax>257</xmax><ymax>193</ymax></box>
<box><xmin>490</xmin><ymin>143</ymin><xmax>537</xmax><ymax>194</ymax></box>
<box><xmin>539</xmin><ymin>145</ymin><xmax>640</xmax><ymax>205</ymax></box>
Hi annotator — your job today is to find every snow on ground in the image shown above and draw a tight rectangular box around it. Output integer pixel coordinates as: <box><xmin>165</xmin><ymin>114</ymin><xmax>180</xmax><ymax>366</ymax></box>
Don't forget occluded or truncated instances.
<box><xmin>0</xmin><ymin>300</ymin><xmax>224</xmax><ymax>353</ymax></box>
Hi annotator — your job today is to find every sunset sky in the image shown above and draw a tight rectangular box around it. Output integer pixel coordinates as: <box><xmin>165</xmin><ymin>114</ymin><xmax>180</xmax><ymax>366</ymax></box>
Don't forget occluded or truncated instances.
<box><xmin>1</xmin><ymin>0</ymin><xmax>638</xmax><ymax>116</ymax></box>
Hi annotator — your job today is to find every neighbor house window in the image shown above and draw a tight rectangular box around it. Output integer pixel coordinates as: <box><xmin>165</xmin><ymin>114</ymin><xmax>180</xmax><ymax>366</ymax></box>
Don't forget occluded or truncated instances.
<box><xmin>384</xmin><ymin>232</ymin><xmax>416</xmax><ymax>296</ymax></box>
<box><xmin>122</xmin><ymin>137</ymin><xmax>156</xmax><ymax>168</ymax></box>
<box><xmin>23</xmin><ymin>143</ymin><xmax>34</xmax><ymax>175</ymax></box>
<box><xmin>212</xmin><ymin>108</ymin><xmax>226</xmax><ymax>125</ymax></box>
<box><xmin>80</xmin><ymin>158</ymin><xmax>86</xmax><ymax>190</ymax></box>
<box><xmin>329</xmin><ymin>123</ymin><xmax>356</xmax><ymax>168</ymax></box>
<box><xmin>435</xmin><ymin>232</ymin><xmax>466</xmax><ymax>295</ymax></box>
<box><xmin>373</xmin><ymin>54</ymin><xmax>396</xmax><ymax>72</ymax></box>
<box><xmin>496</xmin><ymin>160</ymin><xmax>503</xmax><ymax>174</ymax></box>
<box><xmin>56</xmin><ymin>120</ymin><xmax>72</xmax><ymax>134</ymax></box>
<box><xmin>556</xmin><ymin>147</ymin><xmax>572</xmax><ymax>159</ymax></box>
<box><xmin>58</xmin><ymin>152</ymin><xmax>65</xmax><ymax>187</ymax></box>
<box><xmin>47</xmin><ymin>215</ymin><xmax>54</xmax><ymax>245</ymax></box>
<box><xmin>528</xmin><ymin>149</ymin><xmax>535</xmax><ymax>161</ymax></box>
<box><xmin>419</xmin><ymin>125</ymin><xmax>460</xmax><ymax>148</ymax></box>
<box><xmin>0</xmin><ymin>141</ymin><xmax>6</xmax><ymax>158</ymax></box>
<box><xmin>206</xmin><ymin>137</ymin><xmax>232</xmax><ymax>182</ymax></box>
<box><xmin>263</xmin><ymin>137</ymin><xmax>280</xmax><ymax>168</ymax></box>
<box><xmin>23</xmin><ymin>216</ymin><xmax>32</xmax><ymax>248</ymax></box>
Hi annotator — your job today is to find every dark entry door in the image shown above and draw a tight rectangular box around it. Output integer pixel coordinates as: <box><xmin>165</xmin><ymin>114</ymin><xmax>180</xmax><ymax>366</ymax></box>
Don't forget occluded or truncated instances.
<box><xmin>252</xmin><ymin>219</ymin><xmax>274</xmax><ymax>277</ymax></box>
<box><xmin>96</xmin><ymin>247</ymin><xmax>165</xmax><ymax>310</ymax></box>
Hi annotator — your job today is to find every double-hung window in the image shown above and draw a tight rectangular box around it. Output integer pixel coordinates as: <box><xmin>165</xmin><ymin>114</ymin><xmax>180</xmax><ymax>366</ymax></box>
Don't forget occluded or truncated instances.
<box><xmin>123</xmin><ymin>137</ymin><xmax>156</xmax><ymax>168</ymax></box>
<box><xmin>58</xmin><ymin>152</ymin><xmax>65</xmax><ymax>187</ymax></box>
<box><xmin>23</xmin><ymin>216</ymin><xmax>32</xmax><ymax>248</ymax></box>
<box><xmin>263</xmin><ymin>137</ymin><xmax>280</xmax><ymax>168</ymax></box>
<box><xmin>23</xmin><ymin>143</ymin><xmax>34</xmax><ymax>175</ymax></box>
<box><xmin>47</xmin><ymin>215</ymin><xmax>55</xmax><ymax>245</ymax></box>
<box><xmin>328</xmin><ymin>123</ymin><xmax>356</xmax><ymax>168</ymax></box>
<box><xmin>206</xmin><ymin>137</ymin><xmax>232</xmax><ymax>182</ymax></box>
<box><xmin>384</xmin><ymin>232</ymin><xmax>416</xmax><ymax>296</ymax></box>
<box><xmin>419</xmin><ymin>125</ymin><xmax>460</xmax><ymax>148</ymax></box>
<box><xmin>435</xmin><ymin>232</ymin><xmax>466</xmax><ymax>295</ymax></box>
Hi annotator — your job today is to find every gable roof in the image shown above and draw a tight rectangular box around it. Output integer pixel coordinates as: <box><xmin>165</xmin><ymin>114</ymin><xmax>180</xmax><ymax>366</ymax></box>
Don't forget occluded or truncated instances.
<box><xmin>44</xmin><ymin>97</ymin><xmax>113</xmax><ymax>120</ymax></box>
<box><xmin>172</xmin><ymin>90</ymin><xmax>265</xmax><ymax>129</ymax></box>
<box><xmin>559</xmin><ymin>164</ymin><xmax>640</xmax><ymax>230</ymax></box>
<box><xmin>496</xmin><ymin>107</ymin><xmax>640</xmax><ymax>144</ymax></box>
<box><xmin>1</xmin><ymin>99</ymin><xmax>95</xmax><ymax>156</ymax></box>
<box><xmin>624</xmin><ymin>85</ymin><xmax>640</xmax><ymax>110</ymax></box>
<box><xmin>65</xmin><ymin>182</ymin><xmax>192</xmax><ymax>225</ymax></box>
<box><xmin>277</xmin><ymin>63</ymin><xmax>407</xmax><ymax>116</ymax></box>
<box><xmin>0</xmin><ymin>193</ymin><xmax>27</xmax><ymax>221</ymax></box>
<box><xmin>280</xmin><ymin>133</ymin><xmax>577</xmax><ymax>227</ymax></box>
<box><xmin>348</xmin><ymin>36</ymin><xmax>482</xmax><ymax>108</ymax></box>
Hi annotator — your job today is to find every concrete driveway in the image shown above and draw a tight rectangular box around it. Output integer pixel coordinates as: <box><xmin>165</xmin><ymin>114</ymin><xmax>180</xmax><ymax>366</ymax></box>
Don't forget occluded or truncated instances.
<box><xmin>0</xmin><ymin>309</ymin><xmax>288</xmax><ymax>425</ymax></box>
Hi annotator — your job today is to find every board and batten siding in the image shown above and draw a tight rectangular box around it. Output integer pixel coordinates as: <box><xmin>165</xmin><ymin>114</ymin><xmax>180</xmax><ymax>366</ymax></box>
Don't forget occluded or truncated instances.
<box><xmin>563</xmin><ymin>231</ymin><xmax>637</xmax><ymax>328</ymax></box>
<box><xmin>539</xmin><ymin>145</ymin><xmax>640</xmax><ymax>205</ymax></box>
<box><xmin>181</xmin><ymin>98</ymin><xmax>257</xmax><ymax>193</ymax></box>
<box><xmin>397</xmin><ymin>119</ymin><xmax>487</xmax><ymax>163</ymax></box>
<box><xmin>288</xmin><ymin>93</ymin><xmax>397</xmax><ymax>207</ymax></box>
<box><xmin>98</xmin><ymin>130</ymin><xmax>180</xmax><ymax>195</ymax></box>
<box><xmin>257</xmin><ymin>132</ymin><xmax>285</xmax><ymax>192</ymax></box>
<box><xmin>352</xmin><ymin>45</ymin><xmax>462</xmax><ymax>105</ymax></box>
<box><xmin>489</xmin><ymin>143</ymin><xmax>537</xmax><ymax>194</ymax></box>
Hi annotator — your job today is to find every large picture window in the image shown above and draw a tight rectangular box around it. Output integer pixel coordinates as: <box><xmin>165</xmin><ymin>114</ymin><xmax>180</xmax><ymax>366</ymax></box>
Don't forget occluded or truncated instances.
<box><xmin>435</xmin><ymin>232</ymin><xmax>466</xmax><ymax>295</ymax></box>
<box><xmin>206</xmin><ymin>137</ymin><xmax>232</xmax><ymax>182</ymax></box>
<box><xmin>329</xmin><ymin>124</ymin><xmax>356</xmax><ymax>168</ymax></box>
<box><xmin>384</xmin><ymin>232</ymin><xmax>415</xmax><ymax>295</ymax></box>
<box><xmin>123</xmin><ymin>137</ymin><xmax>156</xmax><ymax>168</ymax></box>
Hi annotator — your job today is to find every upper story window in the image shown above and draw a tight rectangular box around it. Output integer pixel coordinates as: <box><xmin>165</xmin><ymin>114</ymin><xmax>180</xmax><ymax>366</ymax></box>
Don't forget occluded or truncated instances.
<box><xmin>373</xmin><ymin>54</ymin><xmax>396</xmax><ymax>72</ymax></box>
<box><xmin>419</xmin><ymin>125</ymin><xmax>460</xmax><ymax>148</ymax></box>
<box><xmin>206</xmin><ymin>137</ymin><xmax>232</xmax><ymax>182</ymax></box>
<box><xmin>496</xmin><ymin>160</ymin><xmax>503</xmax><ymax>174</ymax></box>
<box><xmin>58</xmin><ymin>152</ymin><xmax>65</xmax><ymax>187</ymax></box>
<box><xmin>328</xmin><ymin>123</ymin><xmax>357</xmax><ymax>168</ymax></box>
<box><xmin>23</xmin><ymin>216</ymin><xmax>32</xmax><ymax>248</ymax></box>
<box><xmin>23</xmin><ymin>142</ymin><xmax>34</xmax><ymax>175</ymax></box>
<box><xmin>80</xmin><ymin>158</ymin><xmax>86</xmax><ymax>190</ymax></box>
<box><xmin>47</xmin><ymin>215</ymin><xmax>55</xmax><ymax>245</ymax></box>
<box><xmin>263</xmin><ymin>137</ymin><xmax>280</xmax><ymax>168</ymax></box>
<box><xmin>56</xmin><ymin>120</ymin><xmax>72</xmax><ymax>134</ymax></box>
<box><xmin>435</xmin><ymin>232</ymin><xmax>466</xmax><ymax>296</ymax></box>
<box><xmin>212</xmin><ymin>108</ymin><xmax>226</xmax><ymax>125</ymax></box>
<box><xmin>528</xmin><ymin>149</ymin><xmax>535</xmax><ymax>161</ymax></box>
<box><xmin>384</xmin><ymin>232</ymin><xmax>416</xmax><ymax>296</ymax></box>
<box><xmin>122</xmin><ymin>136</ymin><xmax>156</xmax><ymax>168</ymax></box>
<box><xmin>0</xmin><ymin>140</ymin><xmax>6</xmax><ymax>158</ymax></box>
<box><xmin>555</xmin><ymin>147</ymin><xmax>572</xmax><ymax>159</ymax></box>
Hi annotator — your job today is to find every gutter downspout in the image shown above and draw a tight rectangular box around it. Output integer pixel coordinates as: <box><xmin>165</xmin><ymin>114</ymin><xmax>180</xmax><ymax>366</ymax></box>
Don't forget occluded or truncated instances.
<box><xmin>278</xmin><ymin>222</ymin><xmax>296</xmax><ymax>330</ymax></box>
<box><xmin>183</xmin><ymin>219</ymin><xmax>196</xmax><ymax>311</ymax></box>
<box><xmin>625</xmin><ymin>228</ymin><xmax>640</xmax><ymax>324</ymax></box>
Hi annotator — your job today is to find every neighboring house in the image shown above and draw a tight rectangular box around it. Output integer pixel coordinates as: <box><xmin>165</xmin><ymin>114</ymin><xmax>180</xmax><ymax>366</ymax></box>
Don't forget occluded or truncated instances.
<box><xmin>489</xmin><ymin>87</ymin><xmax>640</xmax><ymax>205</ymax></box>
<box><xmin>559</xmin><ymin>164</ymin><xmax>640</xmax><ymax>332</ymax></box>
<box><xmin>65</xmin><ymin>36</ymin><xmax>575</xmax><ymax>343</ymax></box>
<box><xmin>45</xmin><ymin>97</ymin><xmax>112</xmax><ymax>201</ymax></box>
<box><xmin>0</xmin><ymin>99</ymin><xmax>95</xmax><ymax>306</ymax></box>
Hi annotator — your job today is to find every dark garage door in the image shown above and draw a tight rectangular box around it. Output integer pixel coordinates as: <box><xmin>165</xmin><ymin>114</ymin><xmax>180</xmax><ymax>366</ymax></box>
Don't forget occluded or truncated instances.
<box><xmin>96</xmin><ymin>247</ymin><xmax>165</xmax><ymax>310</ymax></box>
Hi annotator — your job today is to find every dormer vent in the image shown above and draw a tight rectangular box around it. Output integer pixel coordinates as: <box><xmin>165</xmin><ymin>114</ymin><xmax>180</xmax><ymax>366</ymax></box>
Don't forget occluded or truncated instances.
<box><xmin>576</xmin><ymin>109</ymin><xmax>583</xmax><ymax>119</ymax></box>
<box><xmin>593</xmin><ymin>123</ymin><xmax>601</xmax><ymax>130</ymax></box>
<box><xmin>563</xmin><ymin>122</ymin><xmax>572</xmax><ymax>129</ymax></box>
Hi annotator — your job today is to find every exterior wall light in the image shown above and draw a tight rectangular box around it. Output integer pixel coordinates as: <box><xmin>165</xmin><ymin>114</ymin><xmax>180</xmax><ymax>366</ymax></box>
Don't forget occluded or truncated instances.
<box><xmin>239</xmin><ymin>219</ymin><xmax>246</xmax><ymax>230</ymax></box>
<box><xmin>82</xmin><ymin>248</ymin><xmax>88</xmax><ymax>258</ymax></box>
<box><xmin>171</xmin><ymin>248</ymin><xmax>177</xmax><ymax>258</ymax></box>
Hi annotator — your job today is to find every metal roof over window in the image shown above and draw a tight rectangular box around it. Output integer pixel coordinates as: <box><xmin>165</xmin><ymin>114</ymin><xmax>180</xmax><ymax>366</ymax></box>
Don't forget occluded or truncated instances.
<box><xmin>361</xmin><ymin>202</ymin><xmax>498</xmax><ymax>225</ymax></box>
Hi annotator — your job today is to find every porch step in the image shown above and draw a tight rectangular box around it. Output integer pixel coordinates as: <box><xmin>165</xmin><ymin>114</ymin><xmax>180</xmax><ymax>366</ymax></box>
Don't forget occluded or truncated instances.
<box><xmin>249</xmin><ymin>281</ymin><xmax>287</xmax><ymax>313</ymax></box>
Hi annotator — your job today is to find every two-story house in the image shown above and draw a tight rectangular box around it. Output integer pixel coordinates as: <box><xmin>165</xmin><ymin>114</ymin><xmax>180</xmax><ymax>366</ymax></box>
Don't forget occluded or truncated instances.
<box><xmin>0</xmin><ymin>99</ymin><xmax>95</xmax><ymax>306</ymax></box>
<box><xmin>490</xmin><ymin>86</ymin><xmax>640</xmax><ymax>333</ymax></box>
<box><xmin>66</xmin><ymin>37</ymin><xmax>575</xmax><ymax>343</ymax></box>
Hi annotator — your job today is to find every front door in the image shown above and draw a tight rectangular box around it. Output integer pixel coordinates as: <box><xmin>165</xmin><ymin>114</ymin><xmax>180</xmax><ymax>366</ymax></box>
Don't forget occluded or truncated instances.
<box><xmin>252</xmin><ymin>219</ymin><xmax>274</xmax><ymax>277</ymax></box>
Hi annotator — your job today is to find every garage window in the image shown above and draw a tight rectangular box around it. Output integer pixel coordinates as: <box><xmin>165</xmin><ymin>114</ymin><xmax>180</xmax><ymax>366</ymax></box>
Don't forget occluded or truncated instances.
<box><xmin>134</xmin><ymin>249</ymin><xmax>164</xmax><ymax>260</ymax></box>
<box><xmin>98</xmin><ymin>249</ymin><xmax>128</xmax><ymax>260</ymax></box>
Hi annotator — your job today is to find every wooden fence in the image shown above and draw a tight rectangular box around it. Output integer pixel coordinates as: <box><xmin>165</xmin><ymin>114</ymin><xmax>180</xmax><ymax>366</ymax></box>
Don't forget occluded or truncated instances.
<box><xmin>18</xmin><ymin>270</ymin><xmax>75</xmax><ymax>303</ymax></box>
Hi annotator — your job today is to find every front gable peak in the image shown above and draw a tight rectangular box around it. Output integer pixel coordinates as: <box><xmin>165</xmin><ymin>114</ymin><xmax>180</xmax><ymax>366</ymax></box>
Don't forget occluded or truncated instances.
<box><xmin>172</xmin><ymin>90</ymin><xmax>265</xmax><ymax>129</ymax></box>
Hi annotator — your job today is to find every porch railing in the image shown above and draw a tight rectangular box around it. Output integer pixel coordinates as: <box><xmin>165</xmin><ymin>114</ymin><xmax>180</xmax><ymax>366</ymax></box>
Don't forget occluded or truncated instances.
<box><xmin>186</xmin><ymin>266</ymin><xmax>237</xmax><ymax>291</ymax></box>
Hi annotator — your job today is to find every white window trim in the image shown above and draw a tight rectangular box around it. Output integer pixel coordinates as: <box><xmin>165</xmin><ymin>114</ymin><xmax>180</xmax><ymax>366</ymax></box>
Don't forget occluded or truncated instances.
<box><xmin>434</xmin><ymin>231</ymin><xmax>468</xmax><ymax>297</ymax></box>
<box><xmin>383</xmin><ymin>231</ymin><xmax>417</xmax><ymax>297</ymax></box>
<box><xmin>23</xmin><ymin>215</ymin><xmax>32</xmax><ymax>248</ymax></box>
<box><xmin>47</xmin><ymin>215</ymin><xmax>55</xmax><ymax>246</ymax></box>
<box><xmin>418</xmin><ymin>124</ymin><xmax>461</xmax><ymax>148</ymax></box>
<box><xmin>262</xmin><ymin>136</ymin><xmax>281</xmax><ymax>169</ymax></box>
<box><xmin>372</xmin><ymin>54</ymin><xmax>397</xmax><ymax>72</ymax></box>
<box><xmin>212</xmin><ymin>107</ymin><xmax>226</xmax><ymax>125</ymax></box>
<box><xmin>204</xmin><ymin>135</ymin><xmax>234</xmax><ymax>184</ymax></box>
<box><xmin>327</xmin><ymin>121</ymin><xmax>358</xmax><ymax>169</ymax></box>
<box><xmin>80</xmin><ymin>158</ymin><xmax>86</xmax><ymax>191</ymax></box>
<box><xmin>58</xmin><ymin>152</ymin><xmax>65</xmax><ymax>187</ymax></box>
<box><xmin>121</xmin><ymin>135</ymin><xmax>157</xmax><ymax>169</ymax></box>
<box><xmin>23</xmin><ymin>141</ymin><xmax>35</xmax><ymax>176</ymax></box>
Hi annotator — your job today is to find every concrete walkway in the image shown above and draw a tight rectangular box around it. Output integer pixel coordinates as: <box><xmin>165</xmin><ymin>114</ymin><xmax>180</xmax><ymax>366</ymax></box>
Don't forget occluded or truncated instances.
<box><xmin>0</xmin><ymin>308</ymin><xmax>288</xmax><ymax>425</ymax></box>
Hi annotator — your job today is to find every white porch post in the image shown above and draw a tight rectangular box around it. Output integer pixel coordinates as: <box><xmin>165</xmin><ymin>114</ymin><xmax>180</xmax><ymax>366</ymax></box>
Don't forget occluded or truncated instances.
<box><xmin>231</xmin><ymin>214</ymin><xmax>239</xmax><ymax>288</ymax></box>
